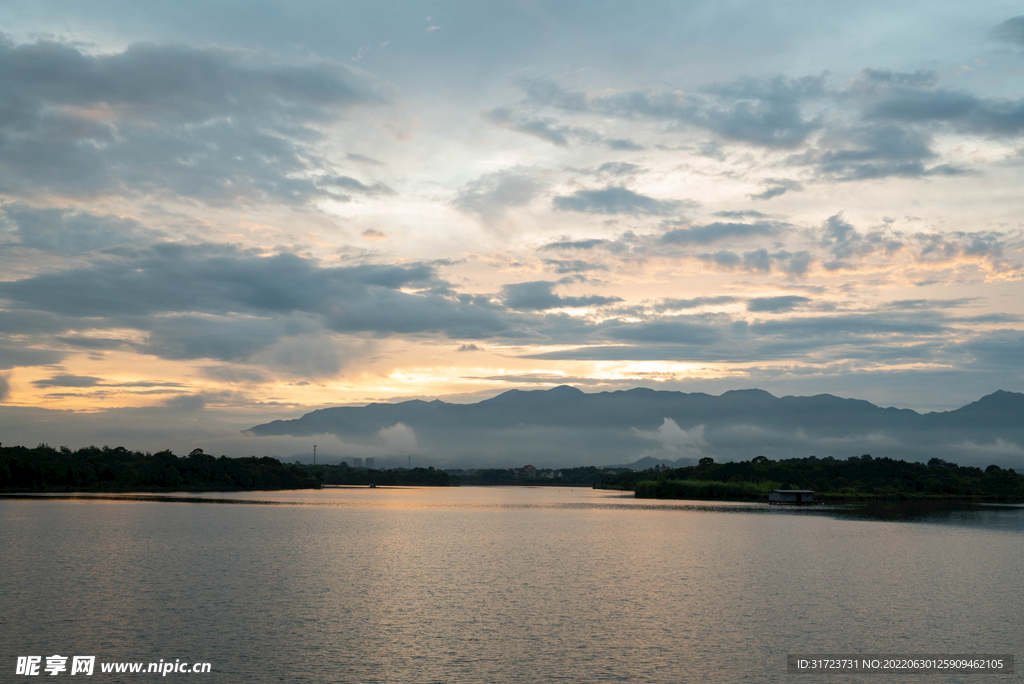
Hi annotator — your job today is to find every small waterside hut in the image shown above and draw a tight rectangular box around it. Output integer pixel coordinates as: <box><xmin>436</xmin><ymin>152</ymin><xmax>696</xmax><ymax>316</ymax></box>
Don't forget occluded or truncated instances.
<box><xmin>768</xmin><ymin>489</ymin><xmax>815</xmax><ymax>504</ymax></box>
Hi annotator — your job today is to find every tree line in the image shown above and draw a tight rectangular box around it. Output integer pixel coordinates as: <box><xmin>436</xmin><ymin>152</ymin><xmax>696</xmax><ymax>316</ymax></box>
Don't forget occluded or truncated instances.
<box><xmin>304</xmin><ymin>462</ymin><xmax>455</xmax><ymax>486</ymax></box>
<box><xmin>1</xmin><ymin>444</ymin><xmax>320</xmax><ymax>492</ymax></box>
<box><xmin>600</xmin><ymin>454</ymin><xmax>1024</xmax><ymax>501</ymax></box>
<box><xmin>445</xmin><ymin>466</ymin><xmax>617</xmax><ymax>486</ymax></box>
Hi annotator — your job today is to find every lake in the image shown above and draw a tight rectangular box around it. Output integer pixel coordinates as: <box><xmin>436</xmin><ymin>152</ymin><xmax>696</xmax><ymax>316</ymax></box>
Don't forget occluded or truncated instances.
<box><xmin>2</xmin><ymin>487</ymin><xmax>1021</xmax><ymax>682</ymax></box>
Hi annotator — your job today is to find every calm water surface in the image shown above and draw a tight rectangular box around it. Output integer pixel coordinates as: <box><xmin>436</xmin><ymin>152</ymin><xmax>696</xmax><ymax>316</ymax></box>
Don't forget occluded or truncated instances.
<box><xmin>2</xmin><ymin>487</ymin><xmax>1021</xmax><ymax>683</ymax></box>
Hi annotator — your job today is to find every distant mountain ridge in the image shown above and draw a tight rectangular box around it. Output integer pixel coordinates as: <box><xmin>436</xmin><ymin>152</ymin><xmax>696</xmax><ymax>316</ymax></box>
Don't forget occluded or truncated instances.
<box><xmin>247</xmin><ymin>387</ymin><xmax>1024</xmax><ymax>469</ymax></box>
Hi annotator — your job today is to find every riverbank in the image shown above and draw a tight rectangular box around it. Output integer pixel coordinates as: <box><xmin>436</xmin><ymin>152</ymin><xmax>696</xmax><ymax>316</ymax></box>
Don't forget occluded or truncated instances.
<box><xmin>605</xmin><ymin>454</ymin><xmax>1024</xmax><ymax>503</ymax></box>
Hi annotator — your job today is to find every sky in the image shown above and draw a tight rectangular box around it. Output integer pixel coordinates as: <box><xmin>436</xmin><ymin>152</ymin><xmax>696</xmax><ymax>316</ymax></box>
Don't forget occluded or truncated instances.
<box><xmin>0</xmin><ymin>1</ymin><xmax>1022</xmax><ymax>459</ymax></box>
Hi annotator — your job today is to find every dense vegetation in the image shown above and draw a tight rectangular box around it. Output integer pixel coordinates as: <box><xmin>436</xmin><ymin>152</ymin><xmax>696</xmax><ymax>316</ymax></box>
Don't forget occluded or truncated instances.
<box><xmin>0</xmin><ymin>444</ymin><xmax>319</xmax><ymax>491</ymax></box>
<box><xmin>602</xmin><ymin>455</ymin><xmax>1024</xmax><ymax>501</ymax></box>
<box><xmin>306</xmin><ymin>462</ymin><xmax>455</xmax><ymax>486</ymax></box>
<box><xmin>445</xmin><ymin>466</ymin><xmax>621</xmax><ymax>486</ymax></box>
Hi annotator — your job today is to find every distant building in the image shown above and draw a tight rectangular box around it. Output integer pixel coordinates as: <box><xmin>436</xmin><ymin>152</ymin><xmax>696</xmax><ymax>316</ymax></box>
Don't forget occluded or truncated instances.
<box><xmin>768</xmin><ymin>489</ymin><xmax>815</xmax><ymax>504</ymax></box>
<box><xmin>352</xmin><ymin>457</ymin><xmax>364</xmax><ymax>468</ymax></box>
<box><xmin>365</xmin><ymin>457</ymin><xmax>375</xmax><ymax>469</ymax></box>
<box><xmin>513</xmin><ymin>465</ymin><xmax>538</xmax><ymax>479</ymax></box>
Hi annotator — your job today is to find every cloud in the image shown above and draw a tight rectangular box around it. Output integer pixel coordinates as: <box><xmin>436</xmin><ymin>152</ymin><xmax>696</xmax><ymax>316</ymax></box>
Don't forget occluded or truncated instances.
<box><xmin>959</xmin><ymin>330</ymin><xmax>1024</xmax><ymax>369</ymax></box>
<box><xmin>522</xmin><ymin>74</ymin><xmax>825</xmax><ymax>149</ymax></box>
<box><xmin>0</xmin><ymin>38</ymin><xmax>387</xmax><ymax>204</ymax></box>
<box><xmin>865</xmin><ymin>88</ymin><xmax>1024</xmax><ymax>138</ymax></box>
<box><xmin>485</xmin><ymin>107</ymin><xmax>643</xmax><ymax>150</ymax></box>
<box><xmin>0</xmin><ymin>344</ymin><xmax>64</xmax><ymax>369</ymax></box>
<box><xmin>0</xmin><ymin>245</ymin><xmax>442</xmax><ymax>319</ymax></box>
<box><xmin>631</xmin><ymin>418</ymin><xmax>708</xmax><ymax>456</ymax></box>
<box><xmin>2</xmin><ymin>204</ymin><xmax>159</xmax><ymax>254</ymax></box>
<box><xmin>804</xmin><ymin>125</ymin><xmax>964</xmax><ymax>180</ymax></box>
<box><xmin>0</xmin><ymin>374</ymin><xmax>8</xmax><ymax>402</ymax></box>
<box><xmin>540</xmin><ymin>238</ymin><xmax>612</xmax><ymax>251</ymax></box>
<box><xmin>553</xmin><ymin>186</ymin><xmax>686</xmax><ymax>216</ymax></box>
<box><xmin>0</xmin><ymin>244</ymin><xmax>532</xmax><ymax>369</ymax></box>
<box><xmin>378</xmin><ymin>422</ymin><xmax>418</xmax><ymax>454</ymax></box>
<box><xmin>502</xmin><ymin>281</ymin><xmax>621</xmax><ymax>311</ymax></box>
<box><xmin>912</xmin><ymin>230</ymin><xmax>1019</xmax><ymax>272</ymax></box>
<box><xmin>33</xmin><ymin>374</ymin><xmax>104</xmax><ymax>388</ymax></box>
<box><xmin>661</xmin><ymin>220</ymin><xmax>782</xmax><ymax>244</ymax></box>
<box><xmin>453</xmin><ymin>167</ymin><xmax>546</xmax><ymax>224</ymax></box>
<box><xmin>249</xmin><ymin>334</ymin><xmax>355</xmax><ymax>378</ymax></box>
<box><xmin>656</xmin><ymin>296</ymin><xmax>738</xmax><ymax>311</ymax></box>
<box><xmin>696</xmin><ymin>248</ymin><xmax>812</xmax><ymax>276</ymax></box>
<box><xmin>993</xmin><ymin>16</ymin><xmax>1024</xmax><ymax>46</ymax></box>
<box><xmin>751</xmin><ymin>313</ymin><xmax>947</xmax><ymax>340</ymax></box>
<box><xmin>318</xmin><ymin>175</ymin><xmax>395</xmax><ymax>200</ymax></box>
<box><xmin>601</xmin><ymin>317</ymin><xmax>722</xmax><ymax>345</ymax></box>
<box><xmin>163</xmin><ymin>394</ymin><xmax>207</xmax><ymax>412</ymax></box>
<box><xmin>485</xmin><ymin>107</ymin><xmax>570</xmax><ymax>146</ymax></box>
<box><xmin>747</xmin><ymin>296</ymin><xmax>811</xmax><ymax>313</ymax></box>
<box><xmin>750</xmin><ymin>178</ymin><xmax>803</xmax><ymax>200</ymax></box>
<box><xmin>541</xmin><ymin>258</ymin><xmax>608</xmax><ymax>274</ymax></box>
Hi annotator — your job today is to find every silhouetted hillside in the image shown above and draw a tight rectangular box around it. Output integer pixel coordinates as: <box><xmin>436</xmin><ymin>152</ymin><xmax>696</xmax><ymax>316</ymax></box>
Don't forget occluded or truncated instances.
<box><xmin>247</xmin><ymin>387</ymin><xmax>1024</xmax><ymax>468</ymax></box>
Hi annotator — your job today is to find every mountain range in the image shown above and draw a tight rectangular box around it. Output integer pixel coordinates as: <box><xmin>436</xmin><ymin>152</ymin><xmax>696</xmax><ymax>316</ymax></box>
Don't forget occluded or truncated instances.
<box><xmin>247</xmin><ymin>387</ymin><xmax>1024</xmax><ymax>469</ymax></box>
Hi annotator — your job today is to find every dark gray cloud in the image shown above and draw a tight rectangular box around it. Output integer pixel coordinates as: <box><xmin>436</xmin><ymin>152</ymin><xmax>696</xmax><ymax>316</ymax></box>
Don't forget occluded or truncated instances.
<box><xmin>993</xmin><ymin>16</ymin><xmax>1024</xmax><ymax>46</ymax></box>
<box><xmin>698</xmin><ymin>250</ymin><xmax>743</xmax><ymax>268</ymax></box>
<box><xmin>541</xmin><ymin>259</ymin><xmax>608</xmax><ymax>274</ymax></box>
<box><xmin>485</xmin><ymin>106</ymin><xmax>643</xmax><ymax>150</ymax></box>
<box><xmin>346</xmin><ymin>153</ymin><xmax>384</xmax><ymax>166</ymax></box>
<box><xmin>807</xmin><ymin>125</ymin><xmax>965</xmax><ymax>180</ymax></box>
<box><xmin>585</xmin><ymin>162</ymin><xmax>643</xmax><ymax>178</ymax></box>
<box><xmin>453</xmin><ymin>168</ymin><xmax>546</xmax><ymax>223</ymax></box>
<box><xmin>0</xmin><ymin>245</ymin><xmax>441</xmax><ymax>318</ymax></box>
<box><xmin>163</xmin><ymin>393</ymin><xmax>207</xmax><ymax>412</ymax></box>
<box><xmin>913</xmin><ymin>230</ymin><xmax>1016</xmax><ymax>270</ymax></box>
<box><xmin>33</xmin><ymin>374</ymin><xmax>103</xmax><ymax>388</ymax></box>
<box><xmin>851</xmin><ymin>66</ymin><xmax>1024</xmax><ymax>141</ymax></box>
<box><xmin>55</xmin><ymin>336</ymin><xmax>128</xmax><ymax>351</ymax></box>
<box><xmin>815</xmin><ymin>213</ymin><xmax>905</xmax><ymax>270</ymax></box>
<box><xmin>750</xmin><ymin>178</ymin><xmax>803</xmax><ymax>200</ymax></box>
<box><xmin>661</xmin><ymin>220</ymin><xmax>782</xmax><ymax>244</ymax></box>
<box><xmin>959</xmin><ymin>330</ymin><xmax>1024</xmax><ymax>368</ymax></box>
<box><xmin>540</xmin><ymin>238</ymin><xmax>612</xmax><ymax>251</ymax></box>
<box><xmin>502</xmin><ymin>281</ymin><xmax>621</xmax><ymax>311</ymax></box>
<box><xmin>0</xmin><ymin>244</ymin><xmax>533</xmax><ymax>366</ymax></box>
<box><xmin>2</xmin><ymin>204</ymin><xmax>159</xmax><ymax>254</ymax></box>
<box><xmin>0</xmin><ymin>344</ymin><xmax>64</xmax><ymax>369</ymax></box>
<box><xmin>553</xmin><ymin>186</ymin><xmax>686</xmax><ymax>216</ymax></box>
<box><xmin>137</xmin><ymin>315</ymin><xmax>307</xmax><ymax>363</ymax></box>
<box><xmin>696</xmin><ymin>248</ymin><xmax>812</xmax><ymax>276</ymax></box>
<box><xmin>0</xmin><ymin>37</ymin><xmax>386</xmax><ymax>204</ymax></box>
<box><xmin>747</xmin><ymin>296</ymin><xmax>811</xmax><ymax>313</ymax></box>
<box><xmin>882</xmin><ymin>298</ymin><xmax>977</xmax><ymax>311</ymax></box>
<box><xmin>865</xmin><ymin>87</ymin><xmax>1024</xmax><ymax>137</ymax></box>
<box><xmin>523</xmin><ymin>74</ymin><xmax>825</xmax><ymax>149</ymax></box>
<box><xmin>698</xmin><ymin>75</ymin><xmax>826</xmax><ymax>148</ymax></box>
<box><xmin>318</xmin><ymin>175</ymin><xmax>395</xmax><ymax>199</ymax></box>
<box><xmin>858</xmin><ymin>68</ymin><xmax>939</xmax><ymax>88</ymax></box>
<box><xmin>602</xmin><ymin>317</ymin><xmax>723</xmax><ymax>345</ymax></box>
<box><xmin>485</xmin><ymin>107</ymin><xmax>570</xmax><ymax>146</ymax></box>
<box><xmin>714</xmin><ymin>210</ymin><xmax>770</xmax><ymax>219</ymax></box>
<box><xmin>0</xmin><ymin>374</ymin><xmax>8</xmax><ymax>402</ymax></box>
<box><xmin>751</xmin><ymin>313</ymin><xmax>947</xmax><ymax>339</ymax></box>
